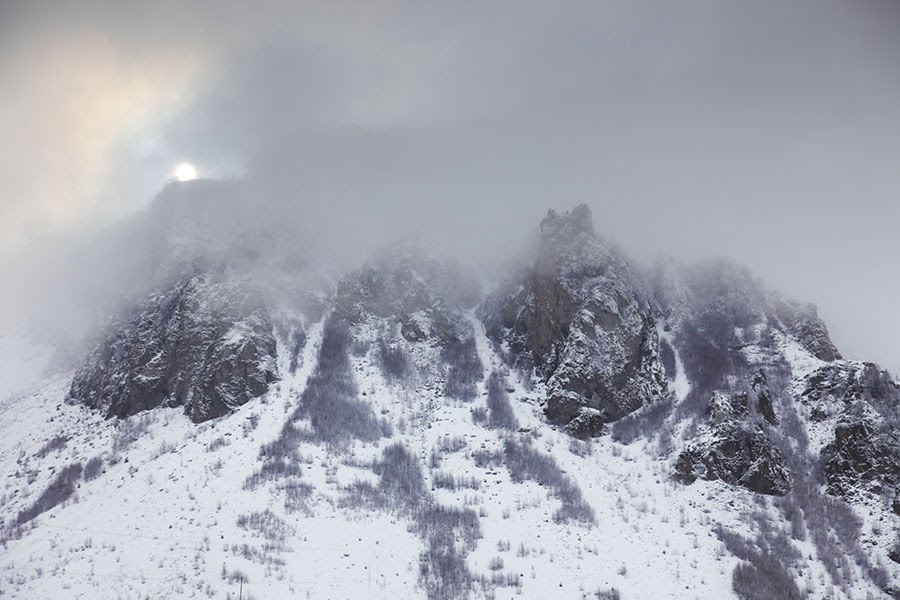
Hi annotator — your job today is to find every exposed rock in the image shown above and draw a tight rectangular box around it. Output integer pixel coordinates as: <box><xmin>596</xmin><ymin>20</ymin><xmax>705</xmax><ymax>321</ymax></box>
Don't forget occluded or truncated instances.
<box><xmin>751</xmin><ymin>370</ymin><xmax>778</xmax><ymax>425</ymax></box>
<box><xmin>334</xmin><ymin>240</ymin><xmax>479</xmax><ymax>345</ymax></box>
<box><xmin>774</xmin><ymin>299</ymin><xmax>841</xmax><ymax>362</ymax></box>
<box><xmin>800</xmin><ymin>361</ymin><xmax>900</xmax><ymax>423</ymax></box>
<box><xmin>675</xmin><ymin>390</ymin><xmax>790</xmax><ymax>495</ymax></box>
<box><xmin>708</xmin><ymin>389</ymin><xmax>749</xmax><ymax>422</ymax></box>
<box><xmin>333</xmin><ymin>240</ymin><xmax>484</xmax><ymax>402</ymax></box>
<box><xmin>481</xmin><ymin>205</ymin><xmax>666</xmax><ymax>437</ymax></box>
<box><xmin>68</xmin><ymin>271</ymin><xmax>277</xmax><ymax>423</ymax></box>
<box><xmin>821</xmin><ymin>402</ymin><xmax>900</xmax><ymax>497</ymax></box>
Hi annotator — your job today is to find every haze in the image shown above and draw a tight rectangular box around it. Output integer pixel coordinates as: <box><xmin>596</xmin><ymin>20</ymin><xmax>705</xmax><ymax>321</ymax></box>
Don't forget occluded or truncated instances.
<box><xmin>1</xmin><ymin>0</ymin><xmax>898</xmax><ymax>375</ymax></box>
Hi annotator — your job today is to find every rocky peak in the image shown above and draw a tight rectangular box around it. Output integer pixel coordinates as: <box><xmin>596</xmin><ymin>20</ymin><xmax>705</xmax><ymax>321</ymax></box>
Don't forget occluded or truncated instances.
<box><xmin>795</xmin><ymin>360</ymin><xmax>900</xmax><ymax>498</ymax></box>
<box><xmin>800</xmin><ymin>361</ymin><xmax>900</xmax><ymax>422</ymax></box>
<box><xmin>534</xmin><ymin>205</ymin><xmax>632</xmax><ymax>288</ymax></box>
<box><xmin>774</xmin><ymin>299</ymin><xmax>841</xmax><ymax>362</ymax></box>
<box><xmin>539</xmin><ymin>204</ymin><xmax>596</xmax><ymax>246</ymax></box>
<box><xmin>481</xmin><ymin>205</ymin><xmax>666</xmax><ymax>438</ymax></box>
<box><xmin>68</xmin><ymin>270</ymin><xmax>278</xmax><ymax>423</ymax></box>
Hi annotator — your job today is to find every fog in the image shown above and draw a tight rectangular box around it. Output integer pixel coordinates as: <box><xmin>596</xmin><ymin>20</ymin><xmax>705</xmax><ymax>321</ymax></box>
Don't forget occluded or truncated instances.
<box><xmin>1</xmin><ymin>0</ymin><xmax>899</xmax><ymax>374</ymax></box>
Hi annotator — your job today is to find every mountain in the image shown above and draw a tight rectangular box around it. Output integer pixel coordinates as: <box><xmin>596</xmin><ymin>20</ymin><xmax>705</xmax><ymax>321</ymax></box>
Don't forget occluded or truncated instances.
<box><xmin>2</xmin><ymin>195</ymin><xmax>899</xmax><ymax>600</ymax></box>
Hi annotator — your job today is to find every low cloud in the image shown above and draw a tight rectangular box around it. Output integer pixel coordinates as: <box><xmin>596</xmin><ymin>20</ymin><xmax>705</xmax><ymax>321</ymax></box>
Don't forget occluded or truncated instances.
<box><xmin>1</xmin><ymin>0</ymin><xmax>899</xmax><ymax>373</ymax></box>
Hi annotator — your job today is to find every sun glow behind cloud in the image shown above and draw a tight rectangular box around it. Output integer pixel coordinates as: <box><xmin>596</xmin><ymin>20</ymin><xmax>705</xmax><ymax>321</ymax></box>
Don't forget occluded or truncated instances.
<box><xmin>174</xmin><ymin>163</ymin><xmax>198</xmax><ymax>181</ymax></box>
<box><xmin>0</xmin><ymin>34</ymin><xmax>205</xmax><ymax>252</ymax></box>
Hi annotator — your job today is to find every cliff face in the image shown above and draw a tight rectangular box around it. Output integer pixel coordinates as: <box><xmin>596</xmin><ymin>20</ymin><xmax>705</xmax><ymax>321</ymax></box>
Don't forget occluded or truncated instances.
<box><xmin>799</xmin><ymin>361</ymin><xmax>900</xmax><ymax>498</ymax></box>
<box><xmin>675</xmin><ymin>375</ymin><xmax>791</xmax><ymax>496</ymax></box>
<box><xmin>481</xmin><ymin>205</ymin><xmax>666</xmax><ymax>437</ymax></box>
<box><xmin>68</xmin><ymin>271</ymin><xmax>278</xmax><ymax>423</ymax></box>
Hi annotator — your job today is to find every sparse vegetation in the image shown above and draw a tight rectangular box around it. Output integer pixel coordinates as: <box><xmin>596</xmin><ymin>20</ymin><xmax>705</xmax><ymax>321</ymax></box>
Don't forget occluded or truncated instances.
<box><xmin>34</xmin><ymin>435</ymin><xmax>68</xmax><ymax>459</ymax></box>
<box><xmin>247</xmin><ymin>317</ymin><xmax>390</xmax><ymax>489</ymax></box>
<box><xmin>611</xmin><ymin>398</ymin><xmax>673</xmax><ymax>444</ymax></box>
<box><xmin>432</xmin><ymin>471</ymin><xmax>481</xmax><ymax>491</ymax></box>
<box><xmin>594</xmin><ymin>588</ymin><xmax>622</xmax><ymax>600</ymax></box>
<box><xmin>504</xmin><ymin>437</ymin><xmax>594</xmax><ymax>524</ymax></box>
<box><xmin>718</xmin><ymin>521</ymin><xmax>803</xmax><ymax>600</ymax></box>
<box><xmin>341</xmin><ymin>442</ymin><xmax>481</xmax><ymax>600</ymax></box>
<box><xmin>442</xmin><ymin>337</ymin><xmax>483</xmax><ymax>401</ymax></box>
<box><xmin>486</xmin><ymin>371</ymin><xmax>518</xmax><ymax>430</ymax></box>
<box><xmin>295</xmin><ymin>318</ymin><xmax>392</xmax><ymax>444</ymax></box>
<box><xmin>16</xmin><ymin>462</ymin><xmax>84</xmax><ymax>525</ymax></box>
<box><xmin>82</xmin><ymin>456</ymin><xmax>103</xmax><ymax>481</ymax></box>
<box><xmin>377</xmin><ymin>337</ymin><xmax>411</xmax><ymax>383</ymax></box>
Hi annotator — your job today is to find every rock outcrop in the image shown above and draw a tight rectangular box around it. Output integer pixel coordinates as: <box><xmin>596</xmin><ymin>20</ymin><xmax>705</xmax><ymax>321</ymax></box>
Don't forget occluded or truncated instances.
<box><xmin>481</xmin><ymin>205</ymin><xmax>666</xmax><ymax>437</ymax></box>
<box><xmin>797</xmin><ymin>361</ymin><xmax>900</xmax><ymax>498</ymax></box>
<box><xmin>334</xmin><ymin>240</ymin><xmax>479</xmax><ymax>345</ymax></box>
<box><xmin>821</xmin><ymin>402</ymin><xmax>900</xmax><ymax>497</ymax></box>
<box><xmin>675</xmin><ymin>389</ymin><xmax>791</xmax><ymax>496</ymax></box>
<box><xmin>774</xmin><ymin>299</ymin><xmax>841</xmax><ymax>362</ymax></box>
<box><xmin>68</xmin><ymin>271</ymin><xmax>277</xmax><ymax>423</ymax></box>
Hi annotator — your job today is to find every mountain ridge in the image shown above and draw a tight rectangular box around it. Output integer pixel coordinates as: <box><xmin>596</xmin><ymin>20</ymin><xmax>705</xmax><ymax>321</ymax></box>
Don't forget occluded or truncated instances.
<box><xmin>2</xmin><ymin>200</ymin><xmax>899</xmax><ymax>599</ymax></box>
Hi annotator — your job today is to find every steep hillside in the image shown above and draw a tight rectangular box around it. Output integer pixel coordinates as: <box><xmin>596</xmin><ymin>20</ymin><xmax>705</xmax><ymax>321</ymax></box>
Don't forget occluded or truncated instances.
<box><xmin>1</xmin><ymin>202</ymin><xmax>899</xmax><ymax>600</ymax></box>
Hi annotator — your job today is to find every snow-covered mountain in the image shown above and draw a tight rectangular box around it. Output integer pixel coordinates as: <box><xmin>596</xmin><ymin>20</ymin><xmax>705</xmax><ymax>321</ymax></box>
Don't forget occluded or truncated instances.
<box><xmin>2</xmin><ymin>191</ymin><xmax>899</xmax><ymax>600</ymax></box>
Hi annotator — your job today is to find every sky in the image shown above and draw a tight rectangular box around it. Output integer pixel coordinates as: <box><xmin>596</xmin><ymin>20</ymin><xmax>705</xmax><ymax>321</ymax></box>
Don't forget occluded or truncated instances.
<box><xmin>0</xmin><ymin>0</ymin><xmax>899</xmax><ymax>373</ymax></box>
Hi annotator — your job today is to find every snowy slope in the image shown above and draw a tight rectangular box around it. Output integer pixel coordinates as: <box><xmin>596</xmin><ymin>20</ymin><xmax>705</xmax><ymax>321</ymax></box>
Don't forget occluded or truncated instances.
<box><xmin>2</xmin><ymin>307</ymin><xmax>894</xmax><ymax>599</ymax></box>
<box><xmin>2</xmin><ymin>203</ymin><xmax>899</xmax><ymax>600</ymax></box>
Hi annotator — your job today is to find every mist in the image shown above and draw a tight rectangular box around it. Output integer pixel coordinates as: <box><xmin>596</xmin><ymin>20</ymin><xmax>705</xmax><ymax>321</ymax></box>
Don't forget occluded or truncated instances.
<box><xmin>1</xmin><ymin>0</ymin><xmax>899</xmax><ymax>375</ymax></box>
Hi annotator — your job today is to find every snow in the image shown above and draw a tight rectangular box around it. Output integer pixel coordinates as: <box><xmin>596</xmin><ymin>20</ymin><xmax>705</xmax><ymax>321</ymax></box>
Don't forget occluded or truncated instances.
<box><xmin>657</xmin><ymin>323</ymin><xmax>690</xmax><ymax>402</ymax></box>
<box><xmin>0</xmin><ymin>311</ymin><xmax>894</xmax><ymax>599</ymax></box>
<box><xmin>777</xmin><ymin>330</ymin><xmax>827</xmax><ymax>379</ymax></box>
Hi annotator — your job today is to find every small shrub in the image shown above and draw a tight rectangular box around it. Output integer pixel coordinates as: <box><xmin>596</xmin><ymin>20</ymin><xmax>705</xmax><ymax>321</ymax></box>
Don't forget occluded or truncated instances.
<box><xmin>376</xmin><ymin>443</ymin><xmax>428</xmax><ymax>510</ymax></box>
<box><xmin>432</xmin><ymin>471</ymin><xmax>457</xmax><ymax>490</ymax></box>
<box><xmin>437</xmin><ymin>436</ymin><xmax>467</xmax><ymax>453</ymax></box>
<box><xmin>82</xmin><ymin>456</ymin><xmax>103</xmax><ymax>481</ymax></box>
<box><xmin>442</xmin><ymin>337</ymin><xmax>483</xmax><ymax>401</ymax></box>
<box><xmin>282</xmin><ymin>481</ymin><xmax>314</xmax><ymax>514</ymax></box>
<box><xmin>486</xmin><ymin>371</ymin><xmax>518</xmax><ymax>430</ymax></box>
<box><xmin>504</xmin><ymin>438</ymin><xmax>594</xmax><ymax>524</ymax></box>
<box><xmin>472</xmin><ymin>449</ymin><xmax>503</xmax><ymax>469</ymax></box>
<box><xmin>206</xmin><ymin>436</ymin><xmax>229</xmax><ymax>452</ymax></box>
<box><xmin>17</xmin><ymin>462</ymin><xmax>83</xmax><ymax>525</ymax></box>
<box><xmin>236</xmin><ymin>510</ymin><xmax>294</xmax><ymax>545</ymax></box>
<box><xmin>378</xmin><ymin>337</ymin><xmax>411</xmax><ymax>383</ymax></box>
<box><xmin>432</xmin><ymin>471</ymin><xmax>481</xmax><ymax>491</ymax></box>
<box><xmin>35</xmin><ymin>435</ymin><xmax>68</xmax><ymax>459</ymax></box>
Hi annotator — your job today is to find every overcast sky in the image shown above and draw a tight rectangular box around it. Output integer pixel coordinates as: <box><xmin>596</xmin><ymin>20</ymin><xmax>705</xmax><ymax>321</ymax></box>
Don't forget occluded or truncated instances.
<box><xmin>1</xmin><ymin>0</ymin><xmax>898</xmax><ymax>373</ymax></box>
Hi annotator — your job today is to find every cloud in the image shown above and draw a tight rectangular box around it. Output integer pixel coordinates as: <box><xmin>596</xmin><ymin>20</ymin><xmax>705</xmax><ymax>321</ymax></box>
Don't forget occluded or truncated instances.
<box><xmin>1</xmin><ymin>0</ymin><xmax>899</xmax><ymax>373</ymax></box>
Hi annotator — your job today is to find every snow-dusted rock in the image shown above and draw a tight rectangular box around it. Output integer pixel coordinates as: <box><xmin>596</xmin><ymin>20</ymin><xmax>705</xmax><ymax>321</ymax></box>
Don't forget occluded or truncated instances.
<box><xmin>481</xmin><ymin>204</ymin><xmax>666</xmax><ymax>437</ymax></box>
<box><xmin>822</xmin><ymin>401</ymin><xmax>900</xmax><ymax>498</ymax></box>
<box><xmin>68</xmin><ymin>270</ymin><xmax>277</xmax><ymax>423</ymax></box>
<box><xmin>334</xmin><ymin>240</ymin><xmax>479</xmax><ymax>345</ymax></box>
<box><xmin>774</xmin><ymin>299</ymin><xmax>842</xmax><ymax>362</ymax></box>
<box><xmin>675</xmin><ymin>389</ymin><xmax>791</xmax><ymax>496</ymax></box>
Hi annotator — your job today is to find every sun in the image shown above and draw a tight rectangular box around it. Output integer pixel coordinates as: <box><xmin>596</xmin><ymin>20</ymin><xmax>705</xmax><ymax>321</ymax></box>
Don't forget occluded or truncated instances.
<box><xmin>173</xmin><ymin>163</ymin><xmax>198</xmax><ymax>182</ymax></box>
